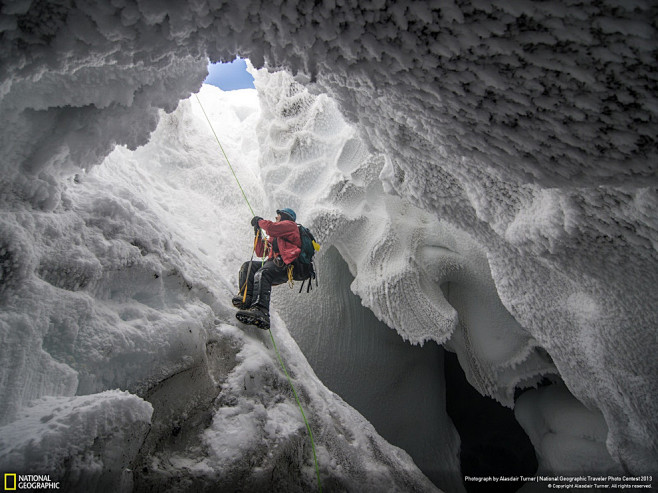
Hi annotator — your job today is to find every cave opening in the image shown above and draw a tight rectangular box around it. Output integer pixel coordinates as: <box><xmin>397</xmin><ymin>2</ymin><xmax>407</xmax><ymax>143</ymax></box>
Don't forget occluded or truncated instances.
<box><xmin>205</xmin><ymin>58</ymin><xmax>255</xmax><ymax>91</ymax></box>
<box><xmin>444</xmin><ymin>350</ymin><xmax>538</xmax><ymax>492</ymax></box>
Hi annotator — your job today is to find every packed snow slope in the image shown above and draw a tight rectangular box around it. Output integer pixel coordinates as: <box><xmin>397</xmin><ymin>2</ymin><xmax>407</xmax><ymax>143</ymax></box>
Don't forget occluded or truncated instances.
<box><xmin>1</xmin><ymin>0</ymin><xmax>657</xmax><ymax>487</ymax></box>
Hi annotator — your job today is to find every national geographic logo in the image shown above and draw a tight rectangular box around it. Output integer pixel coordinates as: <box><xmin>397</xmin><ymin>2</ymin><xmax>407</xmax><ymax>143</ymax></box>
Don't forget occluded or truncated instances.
<box><xmin>2</xmin><ymin>475</ymin><xmax>13</xmax><ymax>491</ymax></box>
<box><xmin>4</xmin><ymin>474</ymin><xmax>60</xmax><ymax>490</ymax></box>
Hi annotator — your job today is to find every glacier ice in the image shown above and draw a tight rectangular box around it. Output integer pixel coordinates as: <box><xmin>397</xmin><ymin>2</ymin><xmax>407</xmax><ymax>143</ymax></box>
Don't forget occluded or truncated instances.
<box><xmin>1</xmin><ymin>1</ymin><xmax>657</xmax><ymax>491</ymax></box>
<box><xmin>0</xmin><ymin>391</ymin><xmax>152</xmax><ymax>492</ymax></box>
<box><xmin>0</xmin><ymin>84</ymin><xmax>440</xmax><ymax>491</ymax></box>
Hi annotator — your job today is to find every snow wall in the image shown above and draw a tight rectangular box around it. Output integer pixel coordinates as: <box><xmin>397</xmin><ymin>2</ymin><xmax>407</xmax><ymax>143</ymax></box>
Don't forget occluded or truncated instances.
<box><xmin>1</xmin><ymin>0</ymin><xmax>657</xmax><ymax>491</ymax></box>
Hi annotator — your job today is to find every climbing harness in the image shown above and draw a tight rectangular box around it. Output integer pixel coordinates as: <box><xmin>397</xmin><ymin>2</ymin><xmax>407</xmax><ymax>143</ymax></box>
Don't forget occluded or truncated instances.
<box><xmin>262</xmin><ymin>237</ymin><xmax>271</xmax><ymax>259</ymax></box>
<box><xmin>195</xmin><ymin>93</ymin><xmax>322</xmax><ymax>492</ymax></box>
<box><xmin>287</xmin><ymin>264</ymin><xmax>295</xmax><ymax>288</ymax></box>
<box><xmin>241</xmin><ymin>230</ymin><xmax>261</xmax><ymax>303</ymax></box>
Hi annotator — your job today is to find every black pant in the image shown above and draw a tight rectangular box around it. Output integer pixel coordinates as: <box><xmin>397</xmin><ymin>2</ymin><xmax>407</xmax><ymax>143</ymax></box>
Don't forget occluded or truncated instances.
<box><xmin>238</xmin><ymin>259</ymin><xmax>288</xmax><ymax>312</ymax></box>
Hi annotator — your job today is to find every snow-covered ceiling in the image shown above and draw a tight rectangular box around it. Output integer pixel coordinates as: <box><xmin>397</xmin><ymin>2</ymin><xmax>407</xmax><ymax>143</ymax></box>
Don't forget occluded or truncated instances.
<box><xmin>1</xmin><ymin>0</ymin><xmax>656</xmax><ymax>480</ymax></box>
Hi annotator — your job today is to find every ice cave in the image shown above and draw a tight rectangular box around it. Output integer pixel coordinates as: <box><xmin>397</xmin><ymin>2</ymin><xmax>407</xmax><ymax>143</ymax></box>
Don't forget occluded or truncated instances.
<box><xmin>0</xmin><ymin>1</ymin><xmax>656</xmax><ymax>492</ymax></box>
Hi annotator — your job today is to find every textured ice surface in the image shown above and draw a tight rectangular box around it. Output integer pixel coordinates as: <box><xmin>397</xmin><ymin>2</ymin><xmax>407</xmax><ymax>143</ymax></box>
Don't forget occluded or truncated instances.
<box><xmin>0</xmin><ymin>391</ymin><xmax>152</xmax><ymax>491</ymax></box>
<box><xmin>515</xmin><ymin>384</ymin><xmax>623</xmax><ymax>477</ymax></box>
<box><xmin>143</xmin><ymin>320</ymin><xmax>440</xmax><ymax>492</ymax></box>
<box><xmin>253</xmin><ymin>64</ymin><xmax>656</xmax><ymax>477</ymax></box>
<box><xmin>0</xmin><ymin>85</ymin><xmax>439</xmax><ymax>491</ymax></box>
<box><xmin>1</xmin><ymin>0</ymin><xmax>656</xmax><ymax>486</ymax></box>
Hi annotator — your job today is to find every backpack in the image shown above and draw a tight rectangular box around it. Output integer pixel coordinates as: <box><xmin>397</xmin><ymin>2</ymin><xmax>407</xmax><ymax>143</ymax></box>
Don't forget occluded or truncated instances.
<box><xmin>293</xmin><ymin>224</ymin><xmax>320</xmax><ymax>292</ymax></box>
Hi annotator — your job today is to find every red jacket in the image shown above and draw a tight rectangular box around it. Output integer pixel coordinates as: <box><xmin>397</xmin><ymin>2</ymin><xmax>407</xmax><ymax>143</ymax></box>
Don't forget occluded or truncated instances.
<box><xmin>255</xmin><ymin>219</ymin><xmax>301</xmax><ymax>265</ymax></box>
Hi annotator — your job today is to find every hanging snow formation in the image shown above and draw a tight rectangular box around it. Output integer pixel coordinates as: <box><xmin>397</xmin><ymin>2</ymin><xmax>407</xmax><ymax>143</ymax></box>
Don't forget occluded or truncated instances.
<box><xmin>255</xmin><ymin>67</ymin><xmax>624</xmax><ymax>482</ymax></box>
<box><xmin>1</xmin><ymin>0</ymin><xmax>657</xmax><ymax>489</ymax></box>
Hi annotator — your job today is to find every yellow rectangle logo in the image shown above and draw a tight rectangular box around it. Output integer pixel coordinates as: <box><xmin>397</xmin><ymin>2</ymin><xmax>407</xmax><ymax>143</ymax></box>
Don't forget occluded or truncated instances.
<box><xmin>4</xmin><ymin>473</ymin><xmax>17</xmax><ymax>490</ymax></box>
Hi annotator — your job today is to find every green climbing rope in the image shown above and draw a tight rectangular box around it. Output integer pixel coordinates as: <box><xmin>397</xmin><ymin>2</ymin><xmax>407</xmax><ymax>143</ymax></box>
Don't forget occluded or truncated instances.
<box><xmin>194</xmin><ymin>93</ymin><xmax>256</xmax><ymax>217</ymax></box>
<box><xmin>194</xmin><ymin>92</ymin><xmax>322</xmax><ymax>492</ymax></box>
<box><xmin>268</xmin><ymin>329</ymin><xmax>322</xmax><ymax>491</ymax></box>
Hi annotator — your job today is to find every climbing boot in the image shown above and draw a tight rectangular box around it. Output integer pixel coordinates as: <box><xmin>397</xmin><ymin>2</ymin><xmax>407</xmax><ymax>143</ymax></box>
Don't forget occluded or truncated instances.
<box><xmin>232</xmin><ymin>295</ymin><xmax>251</xmax><ymax>310</ymax></box>
<box><xmin>235</xmin><ymin>305</ymin><xmax>270</xmax><ymax>330</ymax></box>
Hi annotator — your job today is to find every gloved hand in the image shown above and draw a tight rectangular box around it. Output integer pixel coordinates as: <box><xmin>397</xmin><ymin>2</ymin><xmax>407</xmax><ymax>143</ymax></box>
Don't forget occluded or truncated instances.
<box><xmin>251</xmin><ymin>216</ymin><xmax>262</xmax><ymax>235</ymax></box>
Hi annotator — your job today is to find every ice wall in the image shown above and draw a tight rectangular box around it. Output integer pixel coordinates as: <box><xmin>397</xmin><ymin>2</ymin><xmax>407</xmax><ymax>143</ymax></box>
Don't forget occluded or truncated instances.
<box><xmin>0</xmin><ymin>85</ymin><xmax>440</xmax><ymax>491</ymax></box>
<box><xmin>251</xmin><ymin>3</ymin><xmax>657</xmax><ymax>475</ymax></box>
<box><xmin>515</xmin><ymin>384</ymin><xmax>622</xmax><ymax>476</ymax></box>
<box><xmin>0</xmin><ymin>86</ymin><xmax>261</xmax><ymax>486</ymax></box>
<box><xmin>275</xmin><ymin>245</ymin><xmax>464</xmax><ymax>492</ymax></box>
<box><xmin>1</xmin><ymin>0</ymin><xmax>656</xmax><ymax>484</ymax></box>
<box><xmin>255</xmin><ymin>69</ymin><xmax>555</xmax><ymax>487</ymax></box>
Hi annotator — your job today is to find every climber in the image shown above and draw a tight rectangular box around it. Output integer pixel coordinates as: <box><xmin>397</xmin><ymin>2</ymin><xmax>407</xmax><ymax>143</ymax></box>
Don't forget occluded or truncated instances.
<box><xmin>233</xmin><ymin>208</ymin><xmax>301</xmax><ymax>329</ymax></box>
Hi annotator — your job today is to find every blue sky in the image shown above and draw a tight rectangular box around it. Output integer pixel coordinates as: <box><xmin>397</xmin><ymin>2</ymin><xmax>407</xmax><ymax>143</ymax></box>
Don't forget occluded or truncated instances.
<box><xmin>204</xmin><ymin>58</ymin><xmax>255</xmax><ymax>90</ymax></box>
